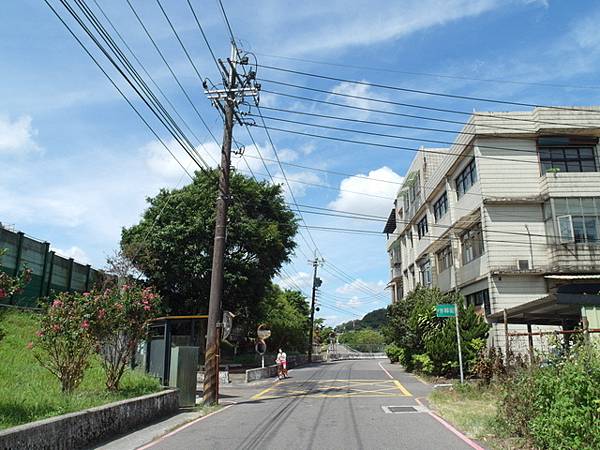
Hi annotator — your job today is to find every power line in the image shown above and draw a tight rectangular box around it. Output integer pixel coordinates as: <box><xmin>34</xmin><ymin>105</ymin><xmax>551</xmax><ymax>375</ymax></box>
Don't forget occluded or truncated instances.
<box><xmin>263</xmin><ymin>88</ymin><xmax>533</xmax><ymax>133</ymax></box>
<box><xmin>186</xmin><ymin>0</ymin><xmax>219</xmax><ymax>71</ymax></box>
<box><xmin>253</xmin><ymin>123</ymin><xmax>543</xmax><ymax>166</ymax></box>
<box><xmin>125</xmin><ymin>0</ymin><xmax>219</xmax><ymax>155</ymax></box>
<box><xmin>252</xmin><ymin>112</ymin><xmax>551</xmax><ymax>161</ymax></box>
<box><xmin>257</xmin><ymin>105</ymin><xmax>542</xmax><ymax>143</ymax></box>
<box><xmin>45</xmin><ymin>0</ymin><xmax>199</xmax><ymax>180</ymax></box>
<box><xmin>254</xmin><ymin>52</ymin><xmax>600</xmax><ymax>91</ymax></box>
<box><xmin>72</xmin><ymin>0</ymin><xmax>210</xmax><ymax>170</ymax></box>
<box><xmin>90</xmin><ymin>0</ymin><xmax>217</xmax><ymax>165</ymax></box>
<box><xmin>258</xmin><ymin>64</ymin><xmax>600</xmax><ymax>115</ymax></box>
<box><xmin>262</xmin><ymin>79</ymin><xmax>600</xmax><ymax>131</ymax></box>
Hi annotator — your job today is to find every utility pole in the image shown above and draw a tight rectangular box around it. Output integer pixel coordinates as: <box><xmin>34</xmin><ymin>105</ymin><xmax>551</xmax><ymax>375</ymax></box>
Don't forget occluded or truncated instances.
<box><xmin>203</xmin><ymin>43</ymin><xmax>259</xmax><ymax>405</ymax></box>
<box><xmin>308</xmin><ymin>256</ymin><xmax>322</xmax><ymax>362</ymax></box>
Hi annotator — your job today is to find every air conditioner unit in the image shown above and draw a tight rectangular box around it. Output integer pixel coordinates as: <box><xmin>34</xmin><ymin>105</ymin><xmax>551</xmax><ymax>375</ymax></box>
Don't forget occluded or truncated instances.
<box><xmin>517</xmin><ymin>259</ymin><xmax>530</xmax><ymax>270</ymax></box>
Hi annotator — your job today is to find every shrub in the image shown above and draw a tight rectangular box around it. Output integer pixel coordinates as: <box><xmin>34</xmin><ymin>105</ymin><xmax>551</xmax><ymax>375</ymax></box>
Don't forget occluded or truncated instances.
<box><xmin>497</xmin><ymin>344</ymin><xmax>600</xmax><ymax>450</ymax></box>
<box><xmin>412</xmin><ymin>353</ymin><xmax>434</xmax><ymax>374</ymax></box>
<box><xmin>384</xmin><ymin>286</ymin><xmax>489</xmax><ymax>377</ymax></box>
<box><xmin>32</xmin><ymin>292</ymin><xmax>97</xmax><ymax>392</ymax></box>
<box><xmin>385</xmin><ymin>343</ymin><xmax>403</xmax><ymax>363</ymax></box>
<box><xmin>90</xmin><ymin>285</ymin><xmax>162</xmax><ymax>391</ymax></box>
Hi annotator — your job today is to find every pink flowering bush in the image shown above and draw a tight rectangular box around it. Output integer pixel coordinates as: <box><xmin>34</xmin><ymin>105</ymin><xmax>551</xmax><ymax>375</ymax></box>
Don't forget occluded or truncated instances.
<box><xmin>32</xmin><ymin>291</ymin><xmax>97</xmax><ymax>392</ymax></box>
<box><xmin>31</xmin><ymin>284</ymin><xmax>162</xmax><ymax>393</ymax></box>
<box><xmin>0</xmin><ymin>249</ymin><xmax>32</xmax><ymax>302</ymax></box>
<box><xmin>90</xmin><ymin>284</ymin><xmax>162</xmax><ymax>391</ymax></box>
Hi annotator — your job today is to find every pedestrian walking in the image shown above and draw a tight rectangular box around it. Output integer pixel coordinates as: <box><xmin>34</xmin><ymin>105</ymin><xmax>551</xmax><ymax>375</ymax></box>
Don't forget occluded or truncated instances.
<box><xmin>276</xmin><ymin>348</ymin><xmax>288</xmax><ymax>379</ymax></box>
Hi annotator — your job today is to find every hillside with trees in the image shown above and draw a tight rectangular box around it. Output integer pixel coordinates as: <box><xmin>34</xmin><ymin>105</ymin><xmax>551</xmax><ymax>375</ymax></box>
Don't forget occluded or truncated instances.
<box><xmin>335</xmin><ymin>308</ymin><xmax>387</xmax><ymax>333</ymax></box>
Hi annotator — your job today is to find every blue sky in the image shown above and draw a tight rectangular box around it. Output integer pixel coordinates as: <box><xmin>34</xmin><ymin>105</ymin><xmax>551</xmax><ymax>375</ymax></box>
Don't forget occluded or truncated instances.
<box><xmin>2</xmin><ymin>0</ymin><xmax>600</xmax><ymax>325</ymax></box>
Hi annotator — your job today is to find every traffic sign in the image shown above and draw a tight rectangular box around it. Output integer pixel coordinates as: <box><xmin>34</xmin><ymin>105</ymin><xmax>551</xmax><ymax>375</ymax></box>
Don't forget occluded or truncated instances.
<box><xmin>436</xmin><ymin>303</ymin><xmax>457</xmax><ymax>317</ymax></box>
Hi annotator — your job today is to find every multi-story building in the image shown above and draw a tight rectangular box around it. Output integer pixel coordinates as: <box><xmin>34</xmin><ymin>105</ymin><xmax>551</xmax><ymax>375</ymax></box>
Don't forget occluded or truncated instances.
<box><xmin>384</xmin><ymin>107</ymin><xmax>600</xmax><ymax>346</ymax></box>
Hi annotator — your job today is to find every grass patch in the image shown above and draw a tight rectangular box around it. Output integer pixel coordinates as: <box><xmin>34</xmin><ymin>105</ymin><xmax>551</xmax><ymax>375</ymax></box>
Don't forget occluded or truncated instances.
<box><xmin>429</xmin><ymin>382</ymin><xmax>505</xmax><ymax>448</ymax></box>
<box><xmin>0</xmin><ymin>309</ymin><xmax>161</xmax><ymax>430</ymax></box>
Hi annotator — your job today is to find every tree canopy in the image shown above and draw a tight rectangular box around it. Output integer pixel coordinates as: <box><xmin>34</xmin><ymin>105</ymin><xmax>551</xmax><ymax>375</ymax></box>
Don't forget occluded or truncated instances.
<box><xmin>257</xmin><ymin>284</ymin><xmax>310</xmax><ymax>352</ymax></box>
<box><xmin>335</xmin><ymin>307</ymin><xmax>387</xmax><ymax>333</ymax></box>
<box><xmin>121</xmin><ymin>169</ymin><xmax>298</xmax><ymax>319</ymax></box>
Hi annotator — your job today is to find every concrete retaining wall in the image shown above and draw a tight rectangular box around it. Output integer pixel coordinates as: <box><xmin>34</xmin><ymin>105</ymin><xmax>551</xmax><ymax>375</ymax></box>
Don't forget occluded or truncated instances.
<box><xmin>0</xmin><ymin>389</ymin><xmax>178</xmax><ymax>450</ymax></box>
<box><xmin>245</xmin><ymin>354</ymin><xmax>326</xmax><ymax>382</ymax></box>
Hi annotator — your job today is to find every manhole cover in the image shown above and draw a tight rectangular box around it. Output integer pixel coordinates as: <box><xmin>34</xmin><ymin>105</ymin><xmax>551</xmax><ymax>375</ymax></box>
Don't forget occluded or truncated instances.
<box><xmin>382</xmin><ymin>405</ymin><xmax>429</xmax><ymax>414</ymax></box>
<box><xmin>388</xmin><ymin>406</ymin><xmax>416</xmax><ymax>413</ymax></box>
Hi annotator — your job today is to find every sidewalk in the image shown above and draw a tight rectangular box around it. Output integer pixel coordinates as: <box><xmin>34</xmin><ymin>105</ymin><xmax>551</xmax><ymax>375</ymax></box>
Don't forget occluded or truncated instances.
<box><xmin>92</xmin><ymin>377</ymin><xmax>276</xmax><ymax>450</ymax></box>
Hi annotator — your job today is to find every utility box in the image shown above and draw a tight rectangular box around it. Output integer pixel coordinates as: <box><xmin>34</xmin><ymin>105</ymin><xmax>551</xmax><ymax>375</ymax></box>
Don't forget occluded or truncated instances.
<box><xmin>169</xmin><ymin>346</ymin><xmax>199</xmax><ymax>407</ymax></box>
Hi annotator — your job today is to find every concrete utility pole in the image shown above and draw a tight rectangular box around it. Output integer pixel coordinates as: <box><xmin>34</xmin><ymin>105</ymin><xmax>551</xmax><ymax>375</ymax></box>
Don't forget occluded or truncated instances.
<box><xmin>308</xmin><ymin>256</ymin><xmax>322</xmax><ymax>362</ymax></box>
<box><xmin>203</xmin><ymin>43</ymin><xmax>259</xmax><ymax>405</ymax></box>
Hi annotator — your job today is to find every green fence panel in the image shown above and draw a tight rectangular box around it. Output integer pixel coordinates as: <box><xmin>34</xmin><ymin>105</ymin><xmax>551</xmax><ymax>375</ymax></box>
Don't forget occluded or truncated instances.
<box><xmin>1</xmin><ymin>226</ymin><xmax>110</xmax><ymax>308</ymax></box>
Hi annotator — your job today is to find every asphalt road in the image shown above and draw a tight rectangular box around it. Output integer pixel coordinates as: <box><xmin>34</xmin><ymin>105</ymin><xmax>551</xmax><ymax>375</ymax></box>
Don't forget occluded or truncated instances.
<box><xmin>144</xmin><ymin>359</ymin><xmax>483</xmax><ymax>450</ymax></box>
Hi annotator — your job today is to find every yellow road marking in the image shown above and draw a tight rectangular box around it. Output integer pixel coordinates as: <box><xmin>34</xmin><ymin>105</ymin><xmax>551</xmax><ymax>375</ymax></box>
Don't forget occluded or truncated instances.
<box><xmin>251</xmin><ymin>383</ymin><xmax>280</xmax><ymax>400</ymax></box>
<box><xmin>252</xmin><ymin>379</ymin><xmax>412</xmax><ymax>399</ymax></box>
<box><xmin>393</xmin><ymin>380</ymin><xmax>412</xmax><ymax>396</ymax></box>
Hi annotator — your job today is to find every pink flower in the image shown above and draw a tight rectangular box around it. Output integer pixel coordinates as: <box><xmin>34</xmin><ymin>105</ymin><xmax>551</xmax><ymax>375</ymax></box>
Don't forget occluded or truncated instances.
<box><xmin>115</xmin><ymin>303</ymin><xmax>123</xmax><ymax>310</ymax></box>
<box><xmin>142</xmin><ymin>299</ymin><xmax>149</xmax><ymax>305</ymax></box>
<box><xmin>52</xmin><ymin>299</ymin><xmax>63</xmax><ymax>308</ymax></box>
<box><xmin>0</xmin><ymin>289</ymin><xmax>6</xmax><ymax>299</ymax></box>
<box><xmin>36</xmin><ymin>330</ymin><xmax>44</xmax><ymax>337</ymax></box>
<box><xmin>122</xmin><ymin>284</ymin><xmax>130</xmax><ymax>292</ymax></box>
<box><xmin>81</xmin><ymin>320</ymin><xmax>90</xmax><ymax>330</ymax></box>
<box><xmin>52</xmin><ymin>324</ymin><xmax>61</xmax><ymax>333</ymax></box>
<box><xmin>97</xmin><ymin>309</ymin><xmax>106</xmax><ymax>320</ymax></box>
<box><xmin>26</xmin><ymin>342</ymin><xmax>33</xmax><ymax>349</ymax></box>
<box><xmin>83</xmin><ymin>292</ymin><xmax>90</xmax><ymax>297</ymax></box>
<box><xmin>143</xmin><ymin>305</ymin><xmax>151</xmax><ymax>311</ymax></box>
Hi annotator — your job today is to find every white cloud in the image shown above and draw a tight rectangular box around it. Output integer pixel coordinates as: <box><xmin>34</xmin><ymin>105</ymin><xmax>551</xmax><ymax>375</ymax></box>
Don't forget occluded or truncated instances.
<box><xmin>51</xmin><ymin>246</ymin><xmax>90</xmax><ymax>265</ymax></box>
<box><xmin>336</xmin><ymin>278</ymin><xmax>386</xmax><ymax>296</ymax></box>
<box><xmin>0</xmin><ymin>115</ymin><xmax>40</xmax><ymax>155</ymax></box>
<box><xmin>328</xmin><ymin>166</ymin><xmax>402</xmax><ymax>217</ymax></box>
<box><xmin>329</xmin><ymin>82</ymin><xmax>390</xmax><ymax>120</ymax></box>
<box><xmin>276</xmin><ymin>270</ymin><xmax>313</xmax><ymax>291</ymax></box>
<box><xmin>336</xmin><ymin>297</ymin><xmax>364</xmax><ymax>309</ymax></box>
<box><xmin>276</xmin><ymin>169</ymin><xmax>324</xmax><ymax>199</ymax></box>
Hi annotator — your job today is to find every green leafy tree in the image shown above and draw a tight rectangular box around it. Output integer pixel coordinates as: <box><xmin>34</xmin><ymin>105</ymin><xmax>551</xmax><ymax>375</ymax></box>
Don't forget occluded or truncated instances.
<box><xmin>258</xmin><ymin>284</ymin><xmax>309</xmax><ymax>352</ymax></box>
<box><xmin>121</xmin><ymin>170</ymin><xmax>298</xmax><ymax>325</ymax></box>
<box><xmin>383</xmin><ymin>286</ymin><xmax>489</xmax><ymax>376</ymax></box>
<box><xmin>339</xmin><ymin>328</ymin><xmax>385</xmax><ymax>350</ymax></box>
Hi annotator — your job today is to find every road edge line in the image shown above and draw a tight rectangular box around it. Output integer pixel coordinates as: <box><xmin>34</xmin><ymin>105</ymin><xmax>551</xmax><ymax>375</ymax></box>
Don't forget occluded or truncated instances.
<box><xmin>378</xmin><ymin>361</ymin><xmax>412</xmax><ymax>396</ymax></box>
<box><xmin>137</xmin><ymin>403</ymin><xmax>235</xmax><ymax>450</ymax></box>
<box><xmin>426</xmin><ymin>410</ymin><xmax>485</xmax><ymax>450</ymax></box>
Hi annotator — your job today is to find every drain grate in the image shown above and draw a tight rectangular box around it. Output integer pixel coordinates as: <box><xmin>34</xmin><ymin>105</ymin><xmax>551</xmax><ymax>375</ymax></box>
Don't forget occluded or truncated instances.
<box><xmin>382</xmin><ymin>405</ymin><xmax>429</xmax><ymax>414</ymax></box>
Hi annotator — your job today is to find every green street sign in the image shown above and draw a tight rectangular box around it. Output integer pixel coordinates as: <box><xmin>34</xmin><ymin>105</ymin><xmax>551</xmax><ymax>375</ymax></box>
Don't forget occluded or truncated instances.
<box><xmin>436</xmin><ymin>303</ymin><xmax>457</xmax><ymax>317</ymax></box>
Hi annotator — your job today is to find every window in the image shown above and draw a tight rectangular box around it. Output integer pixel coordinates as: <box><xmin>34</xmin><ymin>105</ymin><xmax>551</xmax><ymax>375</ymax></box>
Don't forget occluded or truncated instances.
<box><xmin>461</xmin><ymin>223</ymin><xmax>484</xmax><ymax>264</ymax></box>
<box><xmin>538</xmin><ymin>136</ymin><xmax>598</xmax><ymax>174</ymax></box>
<box><xmin>433</xmin><ymin>192</ymin><xmax>448</xmax><ymax>221</ymax></box>
<box><xmin>455</xmin><ymin>158</ymin><xmax>477</xmax><ymax>199</ymax></box>
<box><xmin>417</xmin><ymin>215</ymin><xmax>428</xmax><ymax>239</ymax></box>
<box><xmin>437</xmin><ymin>246</ymin><xmax>453</xmax><ymax>272</ymax></box>
<box><xmin>408</xmin><ymin>231</ymin><xmax>413</xmax><ymax>247</ymax></box>
<box><xmin>408</xmin><ymin>172</ymin><xmax>421</xmax><ymax>211</ymax></box>
<box><xmin>545</xmin><ymin>197</ymin><xmax>600</xmax><ymax>244</ymax></box>
<box><xmin>419</xmin><ymin>260</ymin><xmax>432</xmax><ymax>287</ymax></box>
<box><xmin>465</xmin><ymin>289</ymin><xmax>491</xmax><ymax>315</ymax></box>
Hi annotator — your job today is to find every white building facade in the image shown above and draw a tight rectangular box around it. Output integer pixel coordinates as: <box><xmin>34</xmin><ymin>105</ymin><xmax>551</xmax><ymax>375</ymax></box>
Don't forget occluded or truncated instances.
<box><xmin>384</xmin><ymin>107</ymin><xmax>600</xmax><ymax>346</ymax></box>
